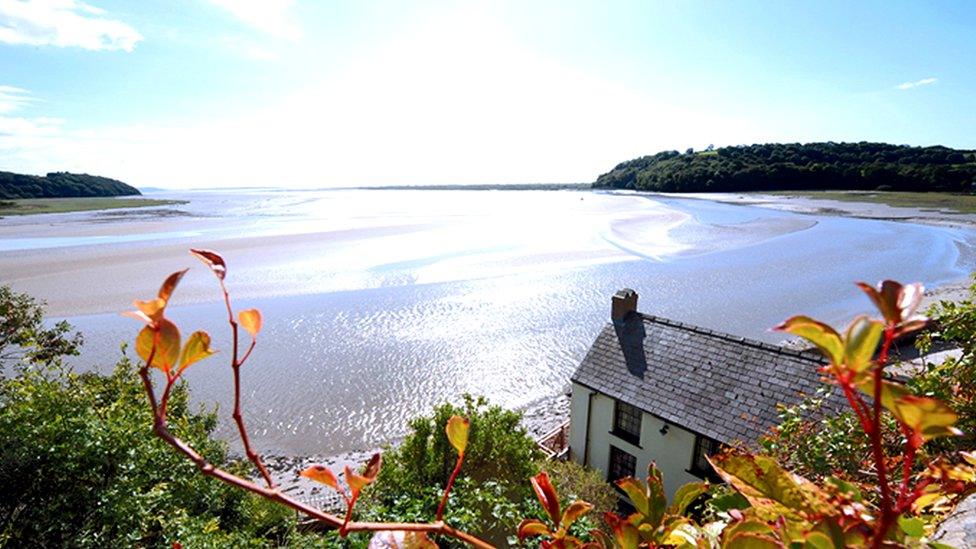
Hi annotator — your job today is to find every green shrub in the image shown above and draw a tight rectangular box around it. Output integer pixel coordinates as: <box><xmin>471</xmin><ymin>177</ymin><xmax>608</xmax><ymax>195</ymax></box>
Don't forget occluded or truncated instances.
<box><xmin>0</xmin><ymin>357</ymin><xmax>306</xmax><ymax>547</ymax></box>
<box><xmin>915</xmin><ymin>276</ymin><xmax>976</xmax><ymax>453</ymax></box>
<box><xmin>361</xmin><ymin>395</ymin><xmax>542</xmax><ymax>546</ymax></box>
<box><xmin>0</xmin><ymin>284</ymin><xmax>319</xmax><ymax>547</ymax></box>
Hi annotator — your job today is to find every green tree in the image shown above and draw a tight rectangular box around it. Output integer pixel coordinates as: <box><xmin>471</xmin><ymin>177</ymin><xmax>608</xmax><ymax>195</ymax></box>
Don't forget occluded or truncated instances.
<box><xmin>0</xmin><ymin>284</ymin><xmax>82</xmax><ymax>369</ymax></box>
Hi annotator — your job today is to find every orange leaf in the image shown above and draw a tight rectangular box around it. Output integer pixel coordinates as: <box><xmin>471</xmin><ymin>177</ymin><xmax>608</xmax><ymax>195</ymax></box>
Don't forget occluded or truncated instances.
<box><xmin>615</xmin><ymin>477</ymin><xmax>649</xmax><ymax>517</ymax></box>
<box><xmin>445</xmin><ymin>415</ymin><xmax>469</xmax><ymax>456</ymax></box>
<box><xmin>158</xmin><ymin>268</ymin><xmax>188</xmax><ymax>302</ymax></box>
<box><xmin>531</xmin><ymin>471</ymin><xmax>561</xmax><ymax>526</ymax></box>
<box><xmin>134</xmin><ymin>297</ymin><xmax>166</xmax><ymax>323</ymax></box>
<box><xmin>176</xmin><ymin>331</ymin><xmax>215</xmax><ymax>376</ymax></box>
<box><xmin>136</xmin><ymin>319</ymin><xmax>181</xmax><ymax>375</ymax></box>
<box><xmin>604</xmin><ymin>512</ymin><xmax>640</xmax><ymax>549</ymax></box>
<box><xmin>300</xmin><ymin>464</ymin><xmax>341</xmax><ymax>492</ymax></box>
<box><xmin>560</xmin><ymin>500</ymin><xmax>593</xmax><ymax>530</ymax></box>
<box><xmin>346</xmin><ymin>453</ymin><xmax>382</xmax><ymax>496</ymax></box>
<box><xmin>190</xmin><ymin>248</ymin><xmax>227</xmax><ymax>280</ymax></box>
<box><xmin>238</xmin><ymin>308</ymin><xmax>263</xmax><ymax>338</ymax></box>
<box><xmin>517</xmin><ymin>518</ymin><xmax>551</xmax><ymax>541</ymax></box>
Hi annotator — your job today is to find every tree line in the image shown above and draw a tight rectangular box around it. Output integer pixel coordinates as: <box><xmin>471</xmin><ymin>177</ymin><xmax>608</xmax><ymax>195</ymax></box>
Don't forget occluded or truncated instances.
<box><xmin>594</xmin><ymin>142</ymin><xmax>976</xmax><ymax>193</ymax></box>
<box><xmin>0</xmin><ymin>170</ymin><xmax>141</xmax><ymax>199</ymax></box>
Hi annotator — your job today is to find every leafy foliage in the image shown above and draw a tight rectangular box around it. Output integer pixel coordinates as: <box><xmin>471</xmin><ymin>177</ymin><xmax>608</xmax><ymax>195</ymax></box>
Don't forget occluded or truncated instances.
<box><xmin>0</xmin><ymin>170</ymin><xmax>140</xmax><ymax>199</ymax></box>
<box><xmin>362</xmin><ymin>396</ymin><xmax>540</xmax><ymax>545</ymax></box>
<box><xmin>594</xmin><ymin>142</ymin><xmax>976</xmax><ymax>193</ymax></box>
<box><xmin>0</xmin><ymin>357</ymin><xmax>304</xmax><ymax>547</ymax></box>
<box><xmin>541</xmin><ymin>459</ymin><xmax>619</xmax><ymax>525</ymax></box>
<box><xmin>760</xmin><ymin>386</ymin><xmax>903</xmax><ymax>485</ymax></box>
<box><xmin>915</xmin><ymin>274</ymin><xmax>976</xmax><ymax>453</ymax></box>
<box><xmin>0</xmin><ymin>284</ymin><xmax>82</xmax><ymax>369</ymax></box>
<box><xmin>371</xmin><ymin>395</ymin><xmax>540</xmax><ymax>498</ymax></box>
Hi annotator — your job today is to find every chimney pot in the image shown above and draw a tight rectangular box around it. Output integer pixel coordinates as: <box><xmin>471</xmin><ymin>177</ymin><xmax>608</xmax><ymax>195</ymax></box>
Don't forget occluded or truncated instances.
<box><xmin>611</xmin><ymin>288</ymin><xmax>638</xmax><ymax>322</ymax></box>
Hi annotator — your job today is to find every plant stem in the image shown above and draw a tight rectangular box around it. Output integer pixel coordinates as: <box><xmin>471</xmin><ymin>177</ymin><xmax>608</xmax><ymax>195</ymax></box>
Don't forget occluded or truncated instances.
<box><xmin>436</xmin><ymin>453</ymin><xmax>465</xmax><ymax>521</ymax></box>
<box><xmin>871</xmin><ymin>325</ymin><xmax>896</xmax><ymax>549</ymax></box>
<box><xmin>218</xmin><ymin>278</ymin><xmax>275</xmax><ymax>488</ymax></box>
<box><xmin>137</xmin><ymin>367</ymin><xmax>495</xmax><ymax>548</ymax></box>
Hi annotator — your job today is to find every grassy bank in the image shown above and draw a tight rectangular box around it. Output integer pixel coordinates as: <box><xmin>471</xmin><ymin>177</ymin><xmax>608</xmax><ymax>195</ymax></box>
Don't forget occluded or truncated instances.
<box><xmin>0</xmin><ymin>197</ymin><xmax>186</xmax><ymax>217</ymax></box>
<box><xmin>768</xmin><ymin>190</ymin><xmax>976</xmax><ymax>214</ymax></box>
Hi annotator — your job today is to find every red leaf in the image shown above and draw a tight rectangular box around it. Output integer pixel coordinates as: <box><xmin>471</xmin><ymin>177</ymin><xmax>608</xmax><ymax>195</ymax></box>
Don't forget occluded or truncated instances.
<box><xmin>856</xmin><ymin>279</ymin><xmax>926</xmax><ymax>334</ymax></box>
<box><xmin>531</xmin><ymin>471</ymin><xmax>561</xmax><ymax>526</ymax></box>
<box><xmin>190</xmin><ymin>249</ymin><xmax>227</xmax><ymax>280</ymax></box>
<box><xmin>517</xmin><ymin>518</ymin><xmax>551</xmax><ymax>541</ymax></box>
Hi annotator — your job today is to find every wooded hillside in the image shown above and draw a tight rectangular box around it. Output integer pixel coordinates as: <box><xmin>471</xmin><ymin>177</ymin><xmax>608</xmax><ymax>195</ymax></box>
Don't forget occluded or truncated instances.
<box><xmin>594</xmin><ymin>142</ymin><xmax>976</xmax><ymax>193</ymax></box>
<box><xmin>0</xmin><ymin>171</ymin><xmax>141</xmax><ymax>199</ymax></box>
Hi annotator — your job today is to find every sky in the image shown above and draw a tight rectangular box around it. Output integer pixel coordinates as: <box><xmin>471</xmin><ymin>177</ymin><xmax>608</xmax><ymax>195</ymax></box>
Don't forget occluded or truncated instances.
<box><xmin>0</xmin><ymin>0</ymin><xmax>974</xmax><ymax>189</ymax></box>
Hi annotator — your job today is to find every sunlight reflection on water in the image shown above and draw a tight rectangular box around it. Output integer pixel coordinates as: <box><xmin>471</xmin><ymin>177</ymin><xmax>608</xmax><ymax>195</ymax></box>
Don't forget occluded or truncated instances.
<box><xmin>11</xmin><ymin>189</ymin><xmax>974</xmax><ymax>455</ymax></box>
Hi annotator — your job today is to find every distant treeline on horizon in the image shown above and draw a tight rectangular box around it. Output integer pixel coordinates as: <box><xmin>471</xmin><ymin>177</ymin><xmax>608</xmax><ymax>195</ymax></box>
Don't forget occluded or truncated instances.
<box><xmin>0</xmin><ymin>171</ymin><xmax>141</xmax><ymax>199</ymax></box>
<box><xmin>595</xmin><ymin>142</ymin><xmax>976</xmax><ymax>193</ymax></box>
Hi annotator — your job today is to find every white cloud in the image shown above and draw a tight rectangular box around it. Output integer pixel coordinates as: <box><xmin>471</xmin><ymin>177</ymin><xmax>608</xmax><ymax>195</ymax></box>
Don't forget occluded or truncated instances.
<box><xmin>0</xmin><ymin>85</ymin><xmax>34</xmax><ymax>114</ymax></box>
<box><xmin>0</xmin><ymin>0</ymin><xmax>141</xmax><ymax>51</ymax></box>
<box><xmin>207</xmin><ymin>0</ymin><xmax>300</xmax><ymax>41</ymax></box>
<box><xmin>895</xmin><ymin>77</ymin><xmax>938</xmax><ymax>90</ymax></box>
<box><xmin>0</xmin><ymin>86</ymin><xmax>64</xmax><ymax>170</ymax></box>
<box><xmin>0</xmin><ymin>85</ymin><xmax>59</xmax><ymax>134</ymax></box>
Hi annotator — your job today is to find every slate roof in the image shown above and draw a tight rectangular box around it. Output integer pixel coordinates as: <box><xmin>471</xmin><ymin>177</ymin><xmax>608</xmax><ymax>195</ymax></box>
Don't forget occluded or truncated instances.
<box><xmin>571</xmin><ymin>312</ymin><xmax>839</xmax><ymax>446</ymax></box>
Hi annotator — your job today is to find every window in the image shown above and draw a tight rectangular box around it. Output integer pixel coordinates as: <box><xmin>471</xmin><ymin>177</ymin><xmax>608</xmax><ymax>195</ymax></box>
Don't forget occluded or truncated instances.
<box><xmin>608</xmin><ymin>445</ymin><xmax>636</xmax><ymax>483</ymax></box>
<box><xmin>689</xmin><ymin>435</ymin><xmax>721</xmax><ymax>479</ymax></box>
<box><xmin>612</xmin><ymin>400</ymin><xmax>642</xmax><ymax>445</ymax></box>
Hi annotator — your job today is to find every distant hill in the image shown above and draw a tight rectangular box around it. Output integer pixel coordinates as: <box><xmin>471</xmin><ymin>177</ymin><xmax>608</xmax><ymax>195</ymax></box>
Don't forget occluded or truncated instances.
<box><xmin>0</xmin><ymin>171</ymin><xmax>141</xmax><ymax>199</ymax></box>
<box><xmin>594</xmin><ymin>142</ymin><xmax>976</xmax><ymax>193</ymax></box>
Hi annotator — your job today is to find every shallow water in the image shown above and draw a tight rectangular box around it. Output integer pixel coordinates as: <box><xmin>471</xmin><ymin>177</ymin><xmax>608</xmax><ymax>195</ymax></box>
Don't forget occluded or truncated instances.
<box><xmin>2</xmin><ymin>189</ymin><xmax>974</xmax><ymax>455</ymax></box>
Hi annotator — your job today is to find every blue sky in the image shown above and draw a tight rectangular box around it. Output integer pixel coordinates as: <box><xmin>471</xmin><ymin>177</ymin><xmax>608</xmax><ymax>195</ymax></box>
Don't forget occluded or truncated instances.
<box><xmin>0</xmin><ymin>0</ymin><xmax>974</xmax><ymax>188</ymax></box>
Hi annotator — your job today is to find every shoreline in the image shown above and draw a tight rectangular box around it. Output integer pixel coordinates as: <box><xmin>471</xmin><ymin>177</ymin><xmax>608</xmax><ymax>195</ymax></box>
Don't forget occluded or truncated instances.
<box><xmin>0</xmin><ymin>196</ymin><xmax>188</xmax><ymax>217</ymax></box>
<box><xmin>661</xmin><ymin>190</ymin><xmax>976</xmax><ymax>230</ymax></box>
<box><xmin>259</xmin><ymin>392</ymin><xmax>571</xmax><ymax>509</ymax></box>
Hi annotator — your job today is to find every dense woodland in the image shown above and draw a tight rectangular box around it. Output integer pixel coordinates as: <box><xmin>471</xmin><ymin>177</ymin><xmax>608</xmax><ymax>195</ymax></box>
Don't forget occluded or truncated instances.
<box><xmin>594</xmin><ymin>142</ymin><xmax>976</xmax><ymax>193</ymax></box>
<box><xmin>0</xmin><ymin>171</ymin><xmax>140</xmax><ymax>199</ymax></box>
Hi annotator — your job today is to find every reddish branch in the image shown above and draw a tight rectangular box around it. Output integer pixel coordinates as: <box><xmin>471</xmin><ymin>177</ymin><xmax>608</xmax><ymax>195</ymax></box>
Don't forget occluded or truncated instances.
<box><xmin>137</xmin><ymin>271</ymin><xmax>493</xmax><ymax>548</ymax></box>
<box><xmin>436</xmin><ymin>453</ymin><xmax>465</xmax><ymax>521</ymax></box>
<box><xmin>869</xmin><ymin>325</ymin><xmax>896</xmax><ymax>548</ymax></box>
<box><xmin>137</xmin><ymin>360</ymin><xmax>493</xmax><ymax>548</ymax></box>
<box><xmin>215</xmin><ymin>276</ymin><xmax>275</xmax><ymax>489</ymax></box>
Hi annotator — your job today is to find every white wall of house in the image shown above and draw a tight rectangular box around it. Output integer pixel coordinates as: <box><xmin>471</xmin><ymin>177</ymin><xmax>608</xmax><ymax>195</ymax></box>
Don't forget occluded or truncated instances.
<box><xmin>569</xmin><ymin>382</ymin><xmax>704</xmax><ymax>498</ymax></box>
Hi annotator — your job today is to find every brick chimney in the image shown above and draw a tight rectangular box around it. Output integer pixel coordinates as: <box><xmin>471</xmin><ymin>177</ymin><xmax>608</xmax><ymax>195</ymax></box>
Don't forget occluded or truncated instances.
<box><xmin>611</xmin><ymin>288</ymin><xmax>638</xmax><ymax>323</ymax></box>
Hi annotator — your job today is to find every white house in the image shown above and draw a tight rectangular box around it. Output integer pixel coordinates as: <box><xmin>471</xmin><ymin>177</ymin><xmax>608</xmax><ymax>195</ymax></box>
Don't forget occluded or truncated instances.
<box><xmin>568</xmin><ymin>289</ymin><xmax>832</xmax><ymax>498</ymax></box>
